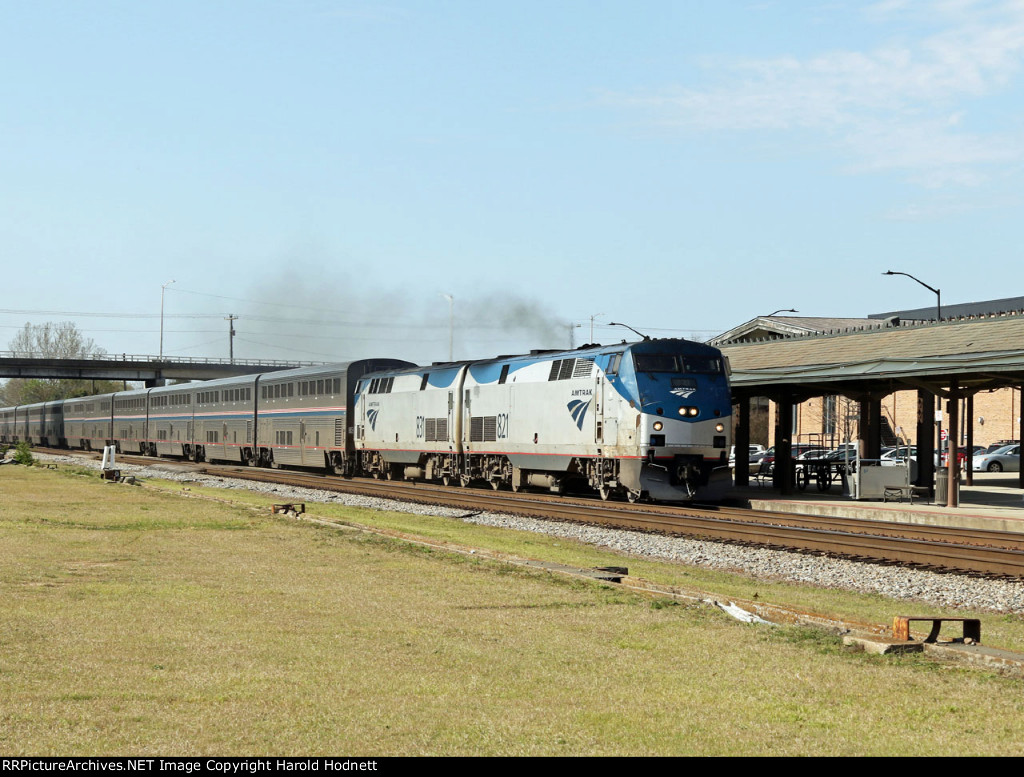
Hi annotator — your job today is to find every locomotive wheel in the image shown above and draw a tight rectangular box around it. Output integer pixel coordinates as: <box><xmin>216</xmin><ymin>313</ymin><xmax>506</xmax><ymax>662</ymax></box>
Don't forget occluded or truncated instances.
<box><xmin>460</xmin><ymin>475</ymin><xmax>472</xmax><ymax>488</ymax></box>
<box><xmin>442</xmin><ymin>474</ymin><xmax>453</xmax><ymax>487</ymax></box>
<box><xmin>626</xmin><ymin>490</ymin><xmax>640</xmax><ymax>503</ymax></box>
<box><xmin>598</xmin><ymin>484</ymin><xmax>612</xmax><ymax>501</ymax></box>
<box><xmin>490</xmin><ymin>479</ymin><xmax>500</xmax><ymax>490</ymax></box>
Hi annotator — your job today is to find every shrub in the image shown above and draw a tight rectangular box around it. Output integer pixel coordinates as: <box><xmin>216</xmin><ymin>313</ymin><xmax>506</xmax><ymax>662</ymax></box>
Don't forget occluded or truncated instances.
<box><xmin>13</xmin><ymin>441</ymin><xmax>34</xmax><ymax>466</ymax></box>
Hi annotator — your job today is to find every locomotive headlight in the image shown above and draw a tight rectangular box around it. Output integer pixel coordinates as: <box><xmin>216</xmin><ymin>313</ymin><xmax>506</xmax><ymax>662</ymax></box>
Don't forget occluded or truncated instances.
<box><xmin>653</xmin><ymin>421</ymin><xmax>663</xmax><ymax>431</ymax></box>
<box><xmin>678</xmin><ymin>406</ymin><xmax>700</xmax><ymax>417</ymax></box>
<box><xmin>715</xmin><ymin>423</ymin><xmax>725</xmax><ymax>433</ymax></box>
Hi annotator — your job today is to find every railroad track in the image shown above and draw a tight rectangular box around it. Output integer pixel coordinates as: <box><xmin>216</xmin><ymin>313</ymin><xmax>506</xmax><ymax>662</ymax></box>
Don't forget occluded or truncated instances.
<box><xmin>37</xmin><ymin>447</ymin><xmax>1024</xmax><ymax>580</ymax></box>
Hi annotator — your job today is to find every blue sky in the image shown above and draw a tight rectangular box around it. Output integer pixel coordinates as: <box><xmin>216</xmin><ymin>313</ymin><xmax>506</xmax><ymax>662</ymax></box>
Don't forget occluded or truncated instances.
<box><xmin>3</xmin><ymin>0</ymin><xmax>1024</xmax><ymax>365</ymax></box>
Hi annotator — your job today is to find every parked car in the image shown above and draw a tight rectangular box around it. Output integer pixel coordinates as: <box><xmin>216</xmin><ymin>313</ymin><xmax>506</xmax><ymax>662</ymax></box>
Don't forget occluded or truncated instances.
<box><xmin>879</xmin><ymin>446</ymin><xmax>916</xmax><ymax>464</ymax></box>
<box><xmin>759</xmin><ymin>444</ymin><xmax>831</xmax><ymax>471</ymax></box>
<box><xmin>820</xmin><ymin>446</ymin><xmax>860</xmax><ymax>461</ymax></box>
<box><xmin>937</xmin><ymin>448</ymin><xmax>968</xmax><ymax>466</ymax></box>
<box><xmin>795</xmin><ymin>448</ymin><xmax>829</xmax><ymax>460</ymax></box>
<box><xmin>972</xmin><ymin>444</ymin><xmax>1021</xmax><ymax>473</ymax></box>
<box><xmin>728</xmin><ymin>444</ymin><xmax>767</xmax><ymax>467</ymax></box>
<box><xmin>985</xmin><ymin>440</ymin><xmax>1019</xmax><ymax>454</ymax></box>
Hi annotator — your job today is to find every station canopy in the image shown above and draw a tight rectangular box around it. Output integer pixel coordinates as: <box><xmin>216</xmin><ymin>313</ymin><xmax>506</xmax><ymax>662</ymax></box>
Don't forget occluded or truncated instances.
<box><xmin>718</xmin><ymin>312</ymin><xmax>1024</xmax><ymax>398</ymax></box>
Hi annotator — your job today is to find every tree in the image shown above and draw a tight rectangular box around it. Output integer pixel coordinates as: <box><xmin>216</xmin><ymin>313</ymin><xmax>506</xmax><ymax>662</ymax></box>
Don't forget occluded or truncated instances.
<box><xmin>9</xmin><ymin>321</ymin><xmax>104</xmax><ymax>360</ymax></box>
<box><xmin>0</xmin><ymin>322</ymin><xmax>124</xmax><ymax>405</ymax></box>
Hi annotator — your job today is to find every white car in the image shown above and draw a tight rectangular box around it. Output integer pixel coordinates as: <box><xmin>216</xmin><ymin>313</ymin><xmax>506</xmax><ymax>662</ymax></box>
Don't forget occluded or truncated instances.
<box><xmin>729</xmin><ymin>444</ymin><xmax>767</xmax><ymax>467</ymax></box>
<box><xmin>881</xmin><ymin>446</ymin><xmax>916</xmax><ymax>465</ymax></box>
<box><xmin>972</xmin><ymin>444</ymin><xmax>1021</xmax><ymax>473</ymax></box>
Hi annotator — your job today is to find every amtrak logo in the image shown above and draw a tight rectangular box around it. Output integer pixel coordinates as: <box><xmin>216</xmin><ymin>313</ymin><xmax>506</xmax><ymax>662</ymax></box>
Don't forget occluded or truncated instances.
<box><xmin>567</xmin><ymin>399</ymin><xmax>590</xmax><ymax>430</ymax></box>
<box><xmin>671</xmin><ymin>388</ymin><xmax>697</xmax><ymax>399</ymax></box>
<box><xmin>367</xmin><ymin>408</ymin><xmax>379</xmax><ymax>430</ymax></box>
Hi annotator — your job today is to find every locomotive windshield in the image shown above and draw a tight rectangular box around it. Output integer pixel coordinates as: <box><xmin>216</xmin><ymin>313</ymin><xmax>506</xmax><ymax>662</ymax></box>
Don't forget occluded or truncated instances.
<box><xmin>633</xmin><ymin>354</ymin><xmax>724</xmax><ymax>374</ymax></box>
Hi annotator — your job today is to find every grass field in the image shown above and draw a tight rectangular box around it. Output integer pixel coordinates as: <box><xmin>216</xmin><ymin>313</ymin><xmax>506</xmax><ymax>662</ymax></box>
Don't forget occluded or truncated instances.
<box><xmin>3</xmin><ymin>463</ymin><xmax>1024</xmax><ymax>756</ymax></box>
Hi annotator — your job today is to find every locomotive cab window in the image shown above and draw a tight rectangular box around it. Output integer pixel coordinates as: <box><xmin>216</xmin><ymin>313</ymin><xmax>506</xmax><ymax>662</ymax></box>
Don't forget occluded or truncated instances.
<box><xmin>633</xmin><ymin>354</ymin><xmax>681</xmax><ymax>373</ymax></box>
<box><xmin>606</xmin><ymin>353</ymin><xmax>623</xmax><ymax>376</ymax></box>
<box><xmin>683</xmin><ymin>356</ymin><xmax>724</xmax><ymax>374</ymax></box>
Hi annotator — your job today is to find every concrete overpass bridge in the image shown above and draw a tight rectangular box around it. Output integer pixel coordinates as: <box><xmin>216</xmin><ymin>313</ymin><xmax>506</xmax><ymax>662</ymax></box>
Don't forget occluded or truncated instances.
<box><xmin>0</xmin><ymin>353</ymin><xmax>323</xmax><ymax>386</ymax></box>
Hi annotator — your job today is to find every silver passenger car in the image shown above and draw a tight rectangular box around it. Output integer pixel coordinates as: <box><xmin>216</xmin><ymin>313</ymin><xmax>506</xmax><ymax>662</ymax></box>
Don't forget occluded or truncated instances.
<box><xmin>147</xmin><ymin>383</ymin><xmax>196</xmax><ymax>457</ymax></box>
<box><xmin>64</xmin><ymin>394</ymin><xmax>115</xmax><ymax>451</ymax></box>
<box><xmin>112</xmin><ymin>389</ymin><xmax>150</xmax><ymax>454</ymax></box>
<box><xmin>190</xmin><ymin>375</ymin><xmax>258</xmax><ymax>464</ymax></box>
<box><xmin>257</xmin><ymin>361</ymin><xmax>413</xmax><ymax>472</ymax></box>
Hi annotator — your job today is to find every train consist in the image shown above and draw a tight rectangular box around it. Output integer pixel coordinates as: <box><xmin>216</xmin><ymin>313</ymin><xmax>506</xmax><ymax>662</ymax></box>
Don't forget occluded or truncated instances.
<box><xmin>1</xmin><ymin>338</ymin><xmax>733</xmax><ymax>501</ymax></box>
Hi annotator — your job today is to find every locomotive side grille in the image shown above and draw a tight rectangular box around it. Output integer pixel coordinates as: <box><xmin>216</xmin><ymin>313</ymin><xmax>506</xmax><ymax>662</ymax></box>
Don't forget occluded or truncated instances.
<box><xmin>483</xmin><ymin>416</ymin><xmax>497</xmax><ymax>441</ymax></box>
<box><xmin>424</xmin><ymin>417</ymin><xmax>449</xmax><ymax>442</ymax></box>
<box><xmin>572</xmin><ymin>358</ymin><xmax>594</xmax><ymax>378</ymax></box>
<box><xmin>558</xmin><ymin>359</ymin><xmax>575</xmax><ymax>380</ymax></box>
<box><xmin>470</xmin><ymin>416</ymin><xmax>484</xmax><ymax>442</ymax></box>
<box><xmin>335</xmin><ymin>419</ymin><xmax>344</xmax><ymax>446</ymax></box>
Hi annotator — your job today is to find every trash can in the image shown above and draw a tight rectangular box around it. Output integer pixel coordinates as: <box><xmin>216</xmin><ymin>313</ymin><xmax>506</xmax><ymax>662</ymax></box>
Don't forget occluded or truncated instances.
<box><xmin>934</xmin><ymin>466</ymin><xmax>958</xmax><ymax>506</ymax></box>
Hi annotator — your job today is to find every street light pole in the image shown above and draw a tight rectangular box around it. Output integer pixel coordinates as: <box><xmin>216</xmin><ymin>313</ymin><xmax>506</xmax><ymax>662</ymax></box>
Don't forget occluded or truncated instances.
<box><xmin>441</xmin><ymin>293</ymin><xmax>454</xmax><ymax>361</ymax></box>
<box><xmin>765</xmin><ymin>308</ymin><xmax>798</xmax><ymax>317</ymax></box>
<box><xmin>609</xmin><ymin>321</ymin><xmax>650</xmax><ymax>341</ymax></box>
<box><xmin>882</xmin><ymin>271</ymin><xmax>941</xmax><ymax>320</ymax></box>
<box><xmin>160</xmin><ymin>279</ymin><xmax>175</xmax><ymax>360</ymax></box>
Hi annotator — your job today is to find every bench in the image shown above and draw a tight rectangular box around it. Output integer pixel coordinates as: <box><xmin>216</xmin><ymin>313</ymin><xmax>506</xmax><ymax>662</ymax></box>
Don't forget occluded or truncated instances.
<box><xmin>883</xmin><ymin>485</ymin><xmax>915</xmax><ymax>503</ymax></box>
<box><xmin>892</xmin><ymin>616</ymin><xmax>981</xmax><ymax>644</ymax></box>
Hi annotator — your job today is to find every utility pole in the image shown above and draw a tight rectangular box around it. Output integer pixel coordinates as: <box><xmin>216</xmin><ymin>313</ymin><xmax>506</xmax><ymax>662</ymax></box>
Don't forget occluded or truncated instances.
<box><xmin>225</xmin><ymin>314</ymin><xmax>237</xmax><ymax>364</ymax></box>
<box><xmin>160</xmin><ymin>279</ymin><xmax>175</xmax><ymax>360</ymax></box>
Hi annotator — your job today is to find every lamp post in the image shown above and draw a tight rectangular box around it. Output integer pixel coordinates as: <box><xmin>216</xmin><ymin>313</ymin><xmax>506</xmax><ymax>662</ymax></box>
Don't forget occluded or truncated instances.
<box><xmin>160</xmin><ymin>280</ymin><xmax>175</xmax><ymax>360</ymax></box>
<box><xmin>609</xmin><ymin>321</ymin><xmax>650</xmax><ymax>340</ymax></box>
<box><xmin>441</xmin><ymin>293</ymin><xmax>454</xmax><ymax>361</ymax></box>
<box><xmin>765</xmin><ymin>308</ymin><xmax>798</xmax><ymax>317</ymax></box>
<box><xmin>882</xmin><ymin>271</ymin><xmax>941</xmax><ymax>320</ymax></box>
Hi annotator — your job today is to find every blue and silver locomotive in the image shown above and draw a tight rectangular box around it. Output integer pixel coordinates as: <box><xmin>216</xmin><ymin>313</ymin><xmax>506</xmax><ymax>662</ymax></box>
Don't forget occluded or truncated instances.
<box><xmin>354</xmin><ymin>338</ymin><xmax>732</xmax><ymax>501</ymax></box>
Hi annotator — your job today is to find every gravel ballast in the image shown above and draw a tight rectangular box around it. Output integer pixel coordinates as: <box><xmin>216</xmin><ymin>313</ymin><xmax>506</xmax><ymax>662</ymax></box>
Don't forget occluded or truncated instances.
<box><xmin>30</xmin><ymin>453</ymin><xmax>1024</xmax><ymax>614</ymax></box>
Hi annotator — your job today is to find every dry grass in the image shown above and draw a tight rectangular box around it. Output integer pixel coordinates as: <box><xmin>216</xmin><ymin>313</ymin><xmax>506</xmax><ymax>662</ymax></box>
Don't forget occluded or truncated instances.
<box><xmin>3</xmin><ymin>464</ymin><xmax>1024</xmax><ymax>756</ymax></box>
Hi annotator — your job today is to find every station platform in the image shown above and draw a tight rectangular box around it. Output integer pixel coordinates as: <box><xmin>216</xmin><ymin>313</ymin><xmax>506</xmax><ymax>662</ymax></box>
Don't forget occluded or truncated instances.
<box><xmin>731</xmin><ymin>472</ymin><xmax>1024</xmax><ymax>535</ymax></box>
